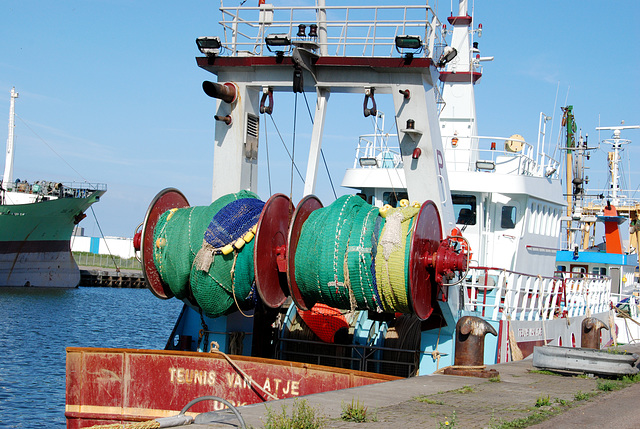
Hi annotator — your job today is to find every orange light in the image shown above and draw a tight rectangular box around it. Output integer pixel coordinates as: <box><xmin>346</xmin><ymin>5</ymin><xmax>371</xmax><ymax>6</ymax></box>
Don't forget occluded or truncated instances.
<box><xmin>452</xmin><ymin>137</ymin><xmax>458</xmax><ymax>147</ymax></box>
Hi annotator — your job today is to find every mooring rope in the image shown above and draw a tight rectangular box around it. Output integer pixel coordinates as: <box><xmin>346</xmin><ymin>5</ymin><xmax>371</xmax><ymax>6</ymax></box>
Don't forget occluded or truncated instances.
<box><xmin>86</xmin><ymin>421</ymin><xmax>160</xmax><ymax>429</ymax></box>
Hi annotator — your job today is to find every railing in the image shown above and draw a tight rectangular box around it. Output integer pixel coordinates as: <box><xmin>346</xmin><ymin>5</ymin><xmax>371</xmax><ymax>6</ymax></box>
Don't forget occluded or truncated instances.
<box><xmin>4</xmin><ymin>180</ymin><xmax>107</xmax><ymax>197</ymax></box>
<box><xmin>218</xmin><ymin>3</ymin><xmax>444</xmax><ymax>59</ymax></box>
<box><xmin>73</xmin><ymin>252</ymin><xmax>141</xmax><ymax>271</ymax></box>
<box><xmin>349</xmin><ymin>131</ymin><xmax>562</xmax><ymax>180</ymax></box>
<box><xmin>463</xmin><ymin>267</ymin><xmax>612</xmax><ymax>321</ymax></box>
<box><xmin>276</xmin><ymin>337</ymin><xmax>422</xmax><ymax>378</ymax></box>
<box><xmin>443</xmin><ymin>135</ymin><xmax>561</xmax><ymax>179</ymax></box>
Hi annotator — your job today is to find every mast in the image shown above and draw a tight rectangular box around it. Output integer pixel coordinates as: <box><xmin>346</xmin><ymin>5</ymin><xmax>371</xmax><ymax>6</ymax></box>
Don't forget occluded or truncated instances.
<box><xmin>562</xmin><ymin>106</ymin><xmax>576</xmax><ymax>246</ymax></box>
<box><xmin>2</xmin><ymin>87</ymin><xmax>18</xmax><ymax>189</ymax></box>
<box><xmin>439</xmin><ymin>0</ymin><xmax>492</xmax><ymax>171</ymax></box>
<box><xmin>596</xmin><ymin>124</ymin><xmax>640</xmax><ymax>206</ymax></box>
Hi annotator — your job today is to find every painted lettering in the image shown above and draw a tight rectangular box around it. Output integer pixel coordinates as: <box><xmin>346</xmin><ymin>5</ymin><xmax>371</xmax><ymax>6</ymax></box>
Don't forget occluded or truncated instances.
<box><xmin>517</xmin><ymin>327</ymin><xmax>543</xmax><ymax>338</ymax></box>
<box><xmin>226</xmin><ymin>373</ymin><xmax>235</xmax><ymax>387</ymax></box>
<box><xmin>185</xmin><ymin>369</ymin><xmax>194</xmax><ymax>384</ymax></box>
<box><xmin>436</xmin><ymin>149</ymin><xmax>444</xmax><ymax>175</ymax></box>
<box><xmin>168</xmin><ymin>367</ymin><xmax>301</xmax><ymax>395</ymax></box>
<box><xmin>233</xmin><ymin>374</ymin><xmax>244</xmax><ymax>388</ymax></box>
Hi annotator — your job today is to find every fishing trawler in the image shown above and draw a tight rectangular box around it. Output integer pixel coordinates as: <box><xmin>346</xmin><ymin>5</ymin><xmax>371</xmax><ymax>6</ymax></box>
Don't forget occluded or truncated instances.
<box><xmin>0</xmin><ymin>88</ymin><xmax>106</xmax><ymax>287</ymax></box>
<box><xmin>66</xmin><ymin>1</ymin><xmax>636</xmax><ymax>427</ymax></box>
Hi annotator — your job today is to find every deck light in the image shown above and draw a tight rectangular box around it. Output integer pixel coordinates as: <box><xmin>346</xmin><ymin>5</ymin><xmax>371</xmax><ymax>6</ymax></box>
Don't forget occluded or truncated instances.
<box><xmin>395</xmin><ymin>35</ymin><xmax>422</xmax><ymax>50</ymax></box>
<box><xmin>437</xmin><ymin>46</ymin><xmax>457</xmax><ymax>67</ymax></box>
<box><xmin>297</xmin><ymin>24</ymin><xmax>307</xmax><ymax>38</ymax></box>
<box><xmin>265</xmin><ymin>34</ymin><xmax>292</xmax><ymax>47</ymax></box>
<box><xmin>476</xmin><ymin>160</ymin><xmax>495</xmax><ymax>171</ymax></box>
<box><xmin>196</xmin><ymin>36</ymin><xmax>221</xmax><ymax>56</ymax></box>
<box><xmin>265</xmin><ymin>34</ymin><xmax>292</xmax><ymax>58</ymax></box>
<box><xmin>359</xmin><ymin>157</ymin><xmax>378</xmax><ymax>167</ymax></box>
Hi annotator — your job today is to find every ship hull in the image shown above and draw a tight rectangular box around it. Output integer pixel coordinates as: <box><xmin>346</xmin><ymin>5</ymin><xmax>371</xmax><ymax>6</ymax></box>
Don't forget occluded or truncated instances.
<box><xmin>65</xmin><ymin>347</ymin><xmax>399</xmax><ymax>429</ymax></box>
<box><xmin>0</xmin><ymin>190</ymin><xmax>104</xmax><ymax>287</ymax></box>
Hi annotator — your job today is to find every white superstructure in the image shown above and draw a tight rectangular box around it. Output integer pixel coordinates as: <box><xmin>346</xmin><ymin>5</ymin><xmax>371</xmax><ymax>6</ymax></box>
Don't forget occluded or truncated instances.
<box><xmin>342</xmin><ymin>0</ymin><xmax>564</xmax><ymax>276</ymax></box>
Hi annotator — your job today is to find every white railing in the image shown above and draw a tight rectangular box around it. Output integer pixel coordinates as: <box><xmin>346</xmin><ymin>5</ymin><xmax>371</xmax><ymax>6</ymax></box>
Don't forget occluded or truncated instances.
<box><xmin>218</xmin><ymin>2</ymin><xmax>444</xmax><ymax>59</ymax></box>
<box><xmin>442</xmin><ymin>134</ymin><xmax>561</xmax><ymax>179</ymax></box>
<box><xmin>463</xmin><ymin>267</ymin><xmax>612</xmax><ymax>322</ymax></box>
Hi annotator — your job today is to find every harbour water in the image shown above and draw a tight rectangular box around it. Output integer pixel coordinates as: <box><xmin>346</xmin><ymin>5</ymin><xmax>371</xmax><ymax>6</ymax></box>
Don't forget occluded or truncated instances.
<box><xmin>0</xmin><ymin>286</ymin><xmax>184</xmax><ymax>428</ymax></box>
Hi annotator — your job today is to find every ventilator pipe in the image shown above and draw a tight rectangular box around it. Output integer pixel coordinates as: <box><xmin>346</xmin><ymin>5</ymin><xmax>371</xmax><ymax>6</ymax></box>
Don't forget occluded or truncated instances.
<box><xmin>581</xmin><ymin>317</ymin><xmax>609</xmax><ymax>349</ymax></box>
<box><xmin>202</xmin><ymin>80</ymin><xmax>238</xmax><ymax>103</ymax></box>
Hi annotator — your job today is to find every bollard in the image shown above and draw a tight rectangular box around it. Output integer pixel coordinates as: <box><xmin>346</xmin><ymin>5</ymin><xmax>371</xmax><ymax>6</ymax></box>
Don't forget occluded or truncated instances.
<box><xmin>444</xmin><ymin>316</ymin><xmax>499</xmax><ymax>378</ymax></box>
<box><xmin>581</xmin><ymin>317</ymin><xmax>609</xmax><ymax>349</ymax></box>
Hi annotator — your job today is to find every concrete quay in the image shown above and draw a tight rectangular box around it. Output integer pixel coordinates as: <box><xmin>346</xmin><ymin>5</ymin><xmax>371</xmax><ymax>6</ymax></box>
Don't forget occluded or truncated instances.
<box><xmin>78</xmin><ymin>267</ymin><xmax>145</xmax><ymax>288</ymax></box>
<box><xmin>192</xmin><ymin>343</ymin><xmax>640</xmax><ymax>429</ymax></box>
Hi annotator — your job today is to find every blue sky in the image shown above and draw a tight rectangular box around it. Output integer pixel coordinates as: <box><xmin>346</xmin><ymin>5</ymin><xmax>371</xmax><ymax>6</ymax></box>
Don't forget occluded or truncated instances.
<box><xmin>1</xmin><ymin>1</ymin><xmax>639</xmax><ymax>239</ymax></box>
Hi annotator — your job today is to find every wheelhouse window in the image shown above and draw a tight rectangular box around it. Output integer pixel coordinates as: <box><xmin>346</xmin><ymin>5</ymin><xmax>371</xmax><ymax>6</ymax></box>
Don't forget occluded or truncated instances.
<box><xmin>452</xmin><ymin>194</ymin><xmax>476</xmax><ymax>226</ymax></box>
<box><xmin>501</xmin><ymin>205</ymin><xmax>517</xmax><ymax>229</ymax></box>
<box><xmin>382</xmin><ymin>191</ymin><xmax>408</xmax><ymax>207</ymax></box>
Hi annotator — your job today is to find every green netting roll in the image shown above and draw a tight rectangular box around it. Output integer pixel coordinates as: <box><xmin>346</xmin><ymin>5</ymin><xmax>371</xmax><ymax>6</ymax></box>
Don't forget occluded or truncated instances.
<box><xmin>294</xmin><ymin>201</ymin><xmax>329</xmax><ymax>307</ymax></box>
<box><xmin>153</xmin><ymin>190</ymin><xmax>260</xmax><ymax>317</ymax></box>
<box><xmin>346</xmin><ymin>203</ymin><xmax>380</xmax><ymax>310</ymax></box>
<box><xmin>319</xmin><ymin>195</ymin><xmax>366</xmax><ymax>306</ymax></box>
<box><xmin>295</xmin><ymin>195</ymin><xmax>422</xmax><ymax>314</ymax></box>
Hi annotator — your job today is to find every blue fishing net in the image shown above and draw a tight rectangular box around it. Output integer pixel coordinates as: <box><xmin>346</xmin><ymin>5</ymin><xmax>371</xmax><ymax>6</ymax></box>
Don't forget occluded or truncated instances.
<box><xmin>203</xmin><ymin>198</ymin><xmax>265</xmax><ymax>250</ymax></box>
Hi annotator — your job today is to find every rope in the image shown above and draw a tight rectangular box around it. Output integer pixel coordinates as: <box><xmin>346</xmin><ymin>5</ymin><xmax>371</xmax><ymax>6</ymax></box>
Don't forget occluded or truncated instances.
<box><xmin>376</xmin><ymin>206</ymin><xmax>419</xmax><ymax>313</ymax></box>
<box><xmin>86</xmin><ymin>421</ymin><xmax>160</xmax><ymax>429</ymax></box>
<box><xmin>209</xmin><ymin>341</ymin><xmax>279</xmax><ymax>401</ymax></box>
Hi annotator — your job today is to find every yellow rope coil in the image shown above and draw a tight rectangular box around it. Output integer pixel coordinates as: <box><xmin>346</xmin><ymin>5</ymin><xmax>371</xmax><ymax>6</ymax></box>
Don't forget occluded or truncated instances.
<box><xmin>375</xmin><ymin>206</ymin><xmax>419</xmax><ymax>313</ymax></box>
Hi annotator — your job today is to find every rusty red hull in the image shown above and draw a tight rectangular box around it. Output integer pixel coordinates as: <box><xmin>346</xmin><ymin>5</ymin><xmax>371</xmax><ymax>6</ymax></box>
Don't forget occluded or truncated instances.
<box><xmin>65</xmin><ymin>347</ymin><xmax>398</xmax><ymax>428</ymax></box>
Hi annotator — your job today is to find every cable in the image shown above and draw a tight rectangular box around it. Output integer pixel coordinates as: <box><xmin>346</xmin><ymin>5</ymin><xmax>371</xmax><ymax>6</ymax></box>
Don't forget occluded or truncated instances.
<box><xmin>179</xmin><ymin>395</ymin><xmax>247</xmax><ymax>429</ymax></box>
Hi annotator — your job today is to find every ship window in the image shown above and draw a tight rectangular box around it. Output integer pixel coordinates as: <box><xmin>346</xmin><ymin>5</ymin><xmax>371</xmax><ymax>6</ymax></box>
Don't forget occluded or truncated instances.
<box><xmin>541</xmin><ymin>206</ymin><xmax>548</xmax><ymax>235</ymax></box>
<box><xmin>501</xmin><ymin>205</ymin><xmax>517</xmax><ymax>229</ymax></box>
<box><xmin>382</xmin><ymin>191</ymin><xmax>408</xmax><ymax>207</ymax></box>
<box><xmin>600</xmin><ymin>267</ymin><xmax>607</xmax><ymax>276</ymax></box>
<box><xmin>453</xmin><ymin>194</ymin><xmax>476</xmax><ymax>226</ymax></box>
<box><xmin>528</xmin><ymin>203</ymin><xmax>535</xmax><ymax>233</ymax></box>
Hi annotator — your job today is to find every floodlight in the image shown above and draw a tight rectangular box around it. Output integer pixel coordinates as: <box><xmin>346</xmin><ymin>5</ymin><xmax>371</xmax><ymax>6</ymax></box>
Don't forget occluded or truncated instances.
<box><xmin>359</xmin><ymin>157</ymin><xmax>378</xmax><ymax>167</ymax></box>
<box><xmin>437</xmin><ymin>46</ymin><xmax>457</xmax><ymax>67</ymax></box>
<box><xmin>476</xmin><ymin>160</ymin><xmax>495</xmax><ymax>171</ymax></box>
<box><xmin>196</xmin><ymin>36</ymin><xmax>221</xmax><ymax>56</ymax></box>
<box><xmin>265</xmin><ymin>34</ymin><xmax>292</xmax><ymax>47</ymax></box>
<box><xmin>395</xmin><ymin>35</ymin><xmax>422</xmax><ymax>50</ymax></box>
